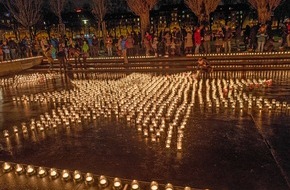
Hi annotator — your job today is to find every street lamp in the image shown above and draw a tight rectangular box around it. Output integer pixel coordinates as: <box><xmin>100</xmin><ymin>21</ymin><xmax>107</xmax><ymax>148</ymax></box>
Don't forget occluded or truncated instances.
<box><xmin>82</xmin><ymin>19</ymin><xmax>89</xmax><ymax>36</ymax></box>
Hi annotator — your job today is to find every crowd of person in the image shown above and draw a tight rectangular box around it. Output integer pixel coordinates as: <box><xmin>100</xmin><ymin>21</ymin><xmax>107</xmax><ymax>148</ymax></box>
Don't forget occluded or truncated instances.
<box><xmin>140</xmin><ymin>22</ymin><xmax>290</xmax><ymax>56</ymax></box>
<box><xmin>0</xmin><ymin>21</ymin><xmax>289</xmax><ymax>68</ymax></box>
<box><xmin>0</xmin><ymin>36</ymin><xmax>34</xmax><ymax>62</ymax></box>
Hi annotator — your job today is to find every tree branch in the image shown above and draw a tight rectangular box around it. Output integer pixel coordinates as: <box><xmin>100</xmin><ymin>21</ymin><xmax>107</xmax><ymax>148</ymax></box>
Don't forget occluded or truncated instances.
<box><xmin>5</xmin><ymin>0</ymin><xmax>43</xmax><ymax>29</ymax></box>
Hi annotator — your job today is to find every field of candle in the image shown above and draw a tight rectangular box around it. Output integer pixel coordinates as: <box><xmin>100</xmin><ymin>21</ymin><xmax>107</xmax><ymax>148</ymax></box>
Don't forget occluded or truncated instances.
<box><xmin>0</xmin><ymin>71</ymin><xmax>289</xmax><ymax>190</ymax></box>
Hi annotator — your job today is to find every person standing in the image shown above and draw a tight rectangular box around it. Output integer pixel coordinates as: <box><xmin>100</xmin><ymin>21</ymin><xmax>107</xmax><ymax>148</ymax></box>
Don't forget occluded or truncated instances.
<box><xmin>67</xmin><ymin>37</ymin><xmax>75</xmax><ymax>48</ymax></box>
<box><xmin>235</xmin><ymin>26</ymin><xmax>242</xmax><ymax>52</ymax></box>
<box><xmin>51</xmin><ymin>45</ymin><xmax>57</xmax><ymax>60</ymax></box>
<box><xmin>87</xmin><ymin>36</ymin><xmax>93</xmax><ymax>57</ymax></box>
<box><xmin>121</xmin><ymin>35</ymin><xmax>128</xmax><ymax>64</ymax></box>
<box><xmin>77</xmin><ymin>34</ymin><xmax>87</xmax><ymax>48</ymax></box>
<box><xmin>163</xmin><ymin>29</ymin><xmax>171</xmax><ymax>55</ymax></box>
<box><xmin>249</xmin><ymin>24</ymin><xmax>259</xmax><ymax>51</ymax></box>
<box><xmin>224</xmin><ymin>25</ymin><xmax>233</xmax><ymax>53</ymax></box>
<box><xmin>184</xmin><ymin>29</ymin><xmax>193</xmax><ymax>55</ymax></box>
<box><xmin>151</xmin><ymin>35</ymin><xmax>159</xmax><ymax>57</ymax></box>
<box><xmin>132</xmin><ymin>31</ymin><xmax>139</xmax><ymax>56</ymax></box>
<box><xmin>8</xmin><ymin>38</ymin><xmax>17</xmax><ymax>59</ymax></box>
<box><xmin>256</xmin><ymin>24</ymin><xmax>268</xmax><ymax>52</ymax></box>
<box><xmin>203</xmin><ymin>26</ymin><xmax>212</xmax><ymax>54</ymax></box>
<box><xmin>44</xmin><ymin>45</ymin><xmax>54</xmax><ymax>71</ymax></box>
<box><xmin>105</xmin><ymin>35</ymin><xmax>113</xmax><ymax>56</ymax></box>
<box><xmin>117</xmin><ymin>35</ymin><xmax>123</xmax><ymax>56</ymax></box>
<box><xmin>144</xmin><ymin>31</ymin><xmax>152</xmax><ymax>56</ymax></box>
<box><xmin>215</xmin><ymin>27</ymin><xmax>224</xmax><ymax>53</ymax></box>
<box><xmin>91</xmin><ymin>35</ymin><xmax>99</xmax><ymax>57</ymax></box>
<box><xmin>287</xmin><ymin>20</ymin><xmax>290</xmax><ymax>49</ymax></box>
<box><xmin>172</xmin><ymin>27</ymin><xmax>182</xmax><ymax>56</ymax></box>
<box><xmin>170</xmin><ymin>39</ymin><xmax>176</xmax><ymax>56</ymax></box>
<box><xmin>244</xmin><ymin>25</ymin><xmax>251</xmax><ymax>51</ymax></box>
<box><xmin>125</xmin><ymin>33</ymin><xmax>134</xmax><ymax>57</ymax></box>
<box><xmin>2</xmin><ymin>41</ymin><xmax>10</xmax><ymax>61</ymax></box>
<box><xmin>194</xmin><ymin>26</ymin><xmax>202</xmax><ymax>54</ymax></box>
<box><xmin>57</xmin><ymin>42</ymin><xmax>67</xmax><ymax>71</ymax></box>
<box><xmin>82</xmin><ymin>41</ymin><xmax>89</xmax><ymax>69</ymax></box>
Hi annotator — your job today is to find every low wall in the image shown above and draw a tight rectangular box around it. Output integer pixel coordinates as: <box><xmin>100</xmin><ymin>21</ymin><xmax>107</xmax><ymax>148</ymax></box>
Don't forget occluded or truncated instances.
<box><xmin>0</xmin><ymin>56</ymin><xmax>43</xmax><ymax>77</ymax></box>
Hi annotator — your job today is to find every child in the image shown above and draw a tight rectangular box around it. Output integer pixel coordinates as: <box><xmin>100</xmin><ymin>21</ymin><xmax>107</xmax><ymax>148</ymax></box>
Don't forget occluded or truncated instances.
<box><xmin>2</xmin><ymin>41</ymin><xmax>10</xmax><ymax>61</ymax></box>
<box><xmin>82</xmin><ymin>41</ymin><xmax>89</xmax><ymax>69</ymax></box>
<box><xmin>44</xmin><ymin>45</ymin><xmax>54</xmax><ymax>71</ymax></box>
<box><xmin>151</xmin><ymin>36</ymin><xmax>158</xmax><ymax>57</ymax></box>
<box><xmin>51</xmin><ymin>45</ymin><xmax>57</xmax><ymax>59</ymax></box>
<box><xmin>197</xmin><ymin>57</ymin><xmax>212</xmax><ymax>73</ymax></box>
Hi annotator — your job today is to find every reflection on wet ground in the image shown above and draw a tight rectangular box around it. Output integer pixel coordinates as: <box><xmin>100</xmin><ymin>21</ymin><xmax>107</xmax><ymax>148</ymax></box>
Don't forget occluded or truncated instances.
<box><xmin>0</xmin><ymin>70</ymin><xmax>290</xmax><ymax>190</ymax></box>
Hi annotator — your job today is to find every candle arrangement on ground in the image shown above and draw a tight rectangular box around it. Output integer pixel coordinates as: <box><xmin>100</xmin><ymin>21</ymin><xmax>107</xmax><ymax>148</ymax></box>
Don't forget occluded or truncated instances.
<box><xmin>2</xmin><ymin>72</ymin><xmax>289</xmax><ymax>151</ymax></box>
<box><xmin>0</xmin><ymin>71</ymin><xmax>289</xmax><ymax>189</ymax></box>
<box><xmin>0</xmin><ymin>72</ymin><xmax>62</xmax><ymax>89</ymax></box>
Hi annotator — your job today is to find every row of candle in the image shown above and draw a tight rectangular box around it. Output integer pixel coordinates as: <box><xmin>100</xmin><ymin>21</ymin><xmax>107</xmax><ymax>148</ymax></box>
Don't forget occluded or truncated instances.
<box><xmin>1</xmin><ymin>161</ymin><xmax>189</xmax><ymax>190</ymax></box>
<box><xmin>188</xmin><ymin>51</ymin><xmax>290</xmax><ymax>57</ymax></box>
<box><xmin>0</xmin><ymin>72</ymin><xmax>61</xmax><ymax>88</ymax></box>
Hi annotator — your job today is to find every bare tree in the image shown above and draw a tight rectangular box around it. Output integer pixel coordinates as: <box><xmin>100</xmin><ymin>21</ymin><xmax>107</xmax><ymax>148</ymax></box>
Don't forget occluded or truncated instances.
<box><xmin>4</xmin><ymin>0</ymin><xmax>43</xmax><ymax>38</ymax></box>
<box><xmin>185</xmin><ymin>0</ymin><xmax>204</xmax><ymax>22</ymax></box>
<box><xmin>50</xmin><ymin>0</ymin><xmax>66</xmax><ymax>25</ymax></box>
<box><xmin>249</xmin><ymin>0</ymin><xmax>281</xmax><ymax>24</ymax></box>
<box><xmin>185</xmin><ymin>0</ymin><xmax>220</xmax><ymax>23</ymax></box>
<box><xmin>204</xmin><ymin>0</ymin><xmax>220</xmax><ymax>21</ymax></box>
<box><xmin>49</xmin><ymin>0</ymin><xmax>67</xmax><ymax>35</ymax></box>
<box><xmin>91</xmin><ymin>0</ymin><xmax>107</xmax><ymax>39</ymax></box>
<box><xmin>126</xmin><ymin>0</ymin><xmax>158</xmax><ymax>38</ymax></box>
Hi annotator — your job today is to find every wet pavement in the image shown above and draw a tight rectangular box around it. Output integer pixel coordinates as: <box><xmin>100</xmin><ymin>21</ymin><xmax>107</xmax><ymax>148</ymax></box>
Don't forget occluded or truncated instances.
<box><xmin>0</xmin><ymin>71</ymin><xmax>290</xmax><ymax>190</ymax></box>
